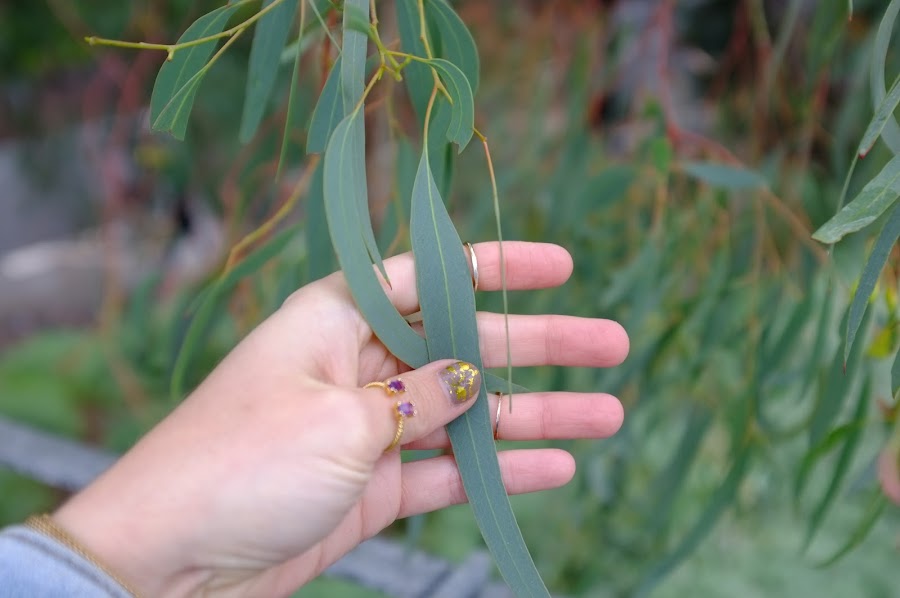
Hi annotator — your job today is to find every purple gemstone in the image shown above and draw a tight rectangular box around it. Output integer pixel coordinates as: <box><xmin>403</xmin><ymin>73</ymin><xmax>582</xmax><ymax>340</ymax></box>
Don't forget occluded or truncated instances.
<box><xmin>397</xmin><ymin>401</ymin><xmax>416</xmax><ymax>417</ymax></box>
<box><xmin>387</xmin><ymin>379</ymin><xmax>406</xmax><ymax>393</ymax></box>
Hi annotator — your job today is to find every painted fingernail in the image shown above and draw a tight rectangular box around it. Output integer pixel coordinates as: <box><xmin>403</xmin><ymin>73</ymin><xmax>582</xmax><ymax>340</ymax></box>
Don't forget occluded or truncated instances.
<box><xmin>440</xmin><ymin>361</ymin><xmax>481</xmax><ymax>404</ymax></box>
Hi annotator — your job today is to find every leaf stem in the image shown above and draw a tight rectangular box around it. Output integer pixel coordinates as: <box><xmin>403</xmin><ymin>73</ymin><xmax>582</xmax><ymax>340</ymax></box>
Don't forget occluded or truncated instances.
<box><xmin>476</xmin><ymin>128</ymin><xmax>514</xmax><ymax>409</ymax></box>
<box><xmin>351</xmin><ymin>65</ymin><xmax>386</xmax><ymax>115</ymax></box>
<box><xmin>86</xmin><ymin>0</ymin><xmax>286</xmax><ymax>59</ymax></box>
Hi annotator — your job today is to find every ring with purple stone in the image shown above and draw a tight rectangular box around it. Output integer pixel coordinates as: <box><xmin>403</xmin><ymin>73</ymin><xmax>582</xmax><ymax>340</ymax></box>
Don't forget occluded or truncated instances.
<box><xmin>364</xmin><ymin>378</ymin><xmax>417</xmax><ymax>452</ymax></box>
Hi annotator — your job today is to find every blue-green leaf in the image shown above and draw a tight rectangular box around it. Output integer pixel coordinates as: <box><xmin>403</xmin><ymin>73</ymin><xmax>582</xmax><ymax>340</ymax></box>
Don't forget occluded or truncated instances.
<box><xmin>814</xmin><ymin>490</ymin><xmax>887</xmax><ymax>567</ymax></box>
<box><xmin>892</xmin><ymin>348</ymin><xmax>900</xmax><ymax>396</ymax></box>
<box><xmin>323</xmin><ymin>112</ymin><xmax>426</xmax><ymax>366</ymax></box>
<box><xmin>410</xmin><ymin>151</ymin><xmax>549</xmax><ymax>596</ymax></box>
<box><xmin>846</xmin><ymin>204</ymin><xmax>900</xmax><ymax>362</ymax></box>
<box><xmin>635</xmin><ymin>445</ymin><xmax>752</xmax><ymax>597</ymax></box>
<box><xmin>870</xmin><ymin>0</ymin><xmax>900</xmax><ymax>154</ymax></box>
<box><xmin>428</xmin><ymin>58</ymin><xmax>474</xmax><ymax>151</ymax></box>
<box><xmin>239</xmin><ymin>0</ymin><xmax>299</xmax><ymax>143</ymax></box>
<box><xmin>170</xmin><ymin>224</ymin><xmax>298</xmax><ymax>401</ymax></box>
<box><xmin>859</xmin><ymin>71</ymin><xmax>900</xmax><ymax>157</ymax></box>
<box><xmin>681</xmin><ymin>162</ymin><xmax>766</xmax><ymax>190</ymax></box>
<box><xmin>427</xmin><ymin>0</ymin><xmax>479</xmax><ymax>92</ymax></box>
<box><xmin>150</xmin><ymin>5</ymin><xmax>240</xmax><ymax>139</ymax></box>
<box><xmin>305</xmin><ymin>160</ymin><xmax>336</xmax><ymax>281</ymax></box>
<box><xmin>340</xmin><ymin>0</ymin><xmax>389</xmax><ymax>285</ymax></box>
<box><xmin>307</xmin><ymin>56</ymin><xmax>344</xmax><ymax>154</ymax></box>
<box><xmin>813</xmin><ymin>155</ymin><xmax>900</xmax><ymax>243</ymax></box>
<box><xmin>803</xmin><ymin>377</ymin><xmax>873</xmax><ymax>549</ymax></box>
<box><xmin>397</xmin><ymin>0</ymin><xmax>433</xmax><ymax>128</ymax></box>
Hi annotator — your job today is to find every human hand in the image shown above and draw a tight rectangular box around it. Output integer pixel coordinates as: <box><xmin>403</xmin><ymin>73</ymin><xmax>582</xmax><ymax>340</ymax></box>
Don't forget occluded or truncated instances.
<box><xmin>53</xmin><ymin>241</ymin><xmax>629</xmax><ymax>597</ymax></box>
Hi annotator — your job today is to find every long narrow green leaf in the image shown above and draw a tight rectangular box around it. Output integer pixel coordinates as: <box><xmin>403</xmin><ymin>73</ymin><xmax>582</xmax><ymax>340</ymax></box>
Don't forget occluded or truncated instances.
<box><xmin>815</xmin><ymin>491</ymin><xmax>887</xmax><ymax>567</ymax></box>
<box><xmin>410</xmin><ymin>151</ymin><xmax>549</xmax><ymax>596</ymax></box>
<box><xmin>305</xmin><ymin>161</ymin><xmax>337</xmax><ymax>281</ymax></box>
<box><xmin>870</xmin><ymin>0</ymin><xmax>900</xmax><ymax>154</ymax></box>
<box><xmin>795</xmin><ymin>422</ymin><xmax>862</xmax><ymax>502</ymax></box>
<box><xmin>307</xmin><ymin>56</ymin><xmax>344</xmax><ymax>154</ymax></box>
<box><xmin>397</xmin><ymin>0</ymin><xmax>433</xmax><ymax>128</ymax></box>
<box><xmin>859</xmin><ymin>72</ymin><xmax>900</xmax><ymax>157</ymax></box>
<box><xmin>892</xmin><ymin>349</ymin><xmax>900</xmax><ymax>395</ymax></box>
<box><xmin>323</xmin><ymin>112</ymin><xmax>426</xmax><ymax>366</ymax></box>
<box><xmin>427</xmin><ymin>0</ymin><xmax>480</xmax><ymax>92</ymax></box>
<box><xmin>339</xmin><ymin>0</ymin><xmax>390</xmax><ymax>285</ymax></box>
<box><xmin>635</xmin><ymin>445</ymin><xmax>752</xmax><ymax>597</ymax></box>
<box><xmin>681</xmin><ymin>162</ymin><xmax>766</xmax><ymax>190</ymax></box>
<box><xmin>484</xmin><ymin>374</ymin><xmax>530</xmax><ymax>396</ymax></box>
<box><xmin>809</xmin><ymin>309</ymin><xmax>870</xmax><ymax>448</ymax></box>
<box><xmin>170</xmin><ymin>225</ymin><xmax>298</xmax><ymax>401</ymax></box>
<box><xmin>813</xmin><ymin>155</ymin><xmax>900</xmax><ymax>243</ymax></box>
<box><xmin>150</xmin><ymin>5</ymin><xmax>240</xmax><ymax>139</ymax></box>
<box><xmin>846</xmin><ymin>204</ymin><xmax>900</xmax><ymax>361</ymax></box>
<box><xmin>239</xmin><ymin>0</ymin><xmax>299</xmax><ymax>143</ymax></box>
<box><xmin>647</xmin><ymin>406</ymin><xmax>714</xmax><ymax>535</ymax></box>
<box><xmin>428</xmin><ymin>58</ymin><xmax>474</xmax><ymax>151</ymax></box>
<box><xmin>275</xmin><ymin>4</ymin><xmax>307</xmax><ymax>180</ymax></box>
<box><xmin>803</xmin><ymin>377</ymin><xmax>873</xmax><ymax>549</ymax></box>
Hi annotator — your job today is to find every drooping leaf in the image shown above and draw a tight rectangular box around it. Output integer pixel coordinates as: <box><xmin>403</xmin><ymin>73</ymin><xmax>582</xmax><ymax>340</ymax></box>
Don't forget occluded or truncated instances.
<box><xmin>859</xmin><ymin>71</ymin><xmax>900</xmax><ymax>157</ymax></box>
<box><xmin>870</xmin><ymin>0</ymin><xmax>900</xmax><ymax>154</ymax></box>
<box><xmin>429</xmin><ymin>58</ymin><xmax>474</xmax><ymax>151</ymax></box>
<box><xmin>305</xmin><ymin>160</ymin><xmax>337</xmax><ymax>281</ymax></box>
<box><xmin>635</xmin><ymin>445</ymin><xmax>752</xmax><ymax>597</ymax></box>
<box><xmin>239</xmin><ymin>0</ymin><xmax>299</xmax><ymax>143</ymax></box>
<box><xmin>803</xmin><ymin>377</ymin><xmax>873</xmax><ymax>549</ymax></box>
<box><xmin>323</xmin><ymin>112</ymin><xmax>426</xmax><ymax>366</ymax></box>
<box><xmin>410</xmin><ymin>151</ymin><xmax>550</xmax><ymax>596</ymax></box>
<box><xmin>809</xmin><ymin>309</ymin><xmax>870</xmax><ymax>449</ymax></box>
<box><xmin>427</xmin><ymin>0</ymin><xmax>479</xmax><ymax>92</ymax></box>
<box><xmin>681</xmin><ymin>162</ymin><xmax>767</xmax><ymax>190</ymax></box>
<box><xmin>276</xmin><ymin>3</ymin><xmax>309</xmax><ymax>179</ymax></box>
<box><xmin>813</xmin><ymin>155</ymin><xmax>900</xmax><ymax>243</ymax></box>
<box><xmin>846</xmin><ymin>204</ymin><xmax>900</xmax><ymax>362</ymax></box>
<box><xmin>342</xmin><ymin>2</ymin><xmax>372</xmax><ymax>37</ymax></box>
<box><xmin>647</xmin><ymin>406</ymin><xmax>714</xmax><ymax>535</ymax></box>
<box><xmin>339</xmin><ymin>0</ymin><xmax>390</xmax><ymax>285</ymax></box>
<box><xmin>307</xmin><ymin>56</ymin><xmax>344</xmax><ymax>154</ymax></box>
<box><xmin>892</xmin><ymin>349</ymin><xmax>900</xmax><ymax>396</ymax></box>
<box><xmin>397</xmin><ymin>0</ymin><xmax>433</xmax><ymax>128</ymax></box>
<box><xmin>150</xmin><ymin>5</ymin><xmax>240</xmax><ymax>139</ymax></box>
<box><xmin>796</xmin><ymin>422</ymin><xmax>861</xmax><ymax>502</ymax></box>
<box><xmin>170</xmin><ymin>224</ymin><xmax>298</xmax><ymax>401</ymax></box>
<box><xmin>815</xmin><ymin>490</ymin><xmax>887</xmax><ymax>567</ymax></box>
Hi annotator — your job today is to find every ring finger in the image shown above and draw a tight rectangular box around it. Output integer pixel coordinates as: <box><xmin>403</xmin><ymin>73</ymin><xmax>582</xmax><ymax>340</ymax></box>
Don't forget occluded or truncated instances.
<box><xmin>404</xmin><ymin>391</ymin><xmax>624</xmax><ymax>450</ymax></box>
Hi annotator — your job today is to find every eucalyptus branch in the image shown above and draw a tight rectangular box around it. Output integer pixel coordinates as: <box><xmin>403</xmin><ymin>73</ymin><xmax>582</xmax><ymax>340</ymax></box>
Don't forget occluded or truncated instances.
<box><xmin>86</xmin><ymin>0</ymin><xmax>286</xmax><ymax>59</ymax></box>
<box><xmin>351</xmin><ymin>66</ymin><xmax>386</xmax><ymax>115</ymax></box>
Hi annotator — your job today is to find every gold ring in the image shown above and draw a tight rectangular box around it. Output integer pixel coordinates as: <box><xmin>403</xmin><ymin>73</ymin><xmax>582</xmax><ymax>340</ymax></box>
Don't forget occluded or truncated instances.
<box><xmin>465</xmin><ymin>242</ymin><xmax>479</xmax><ymax>292</ymax></box>
<box><xmin>493</xmin><ymin>393</ymin><xmax>503</xmax><ymax>440</ymax></box>
<box><xmin>364</xmin><ymin>378</ymin><xmax>417</xmax><ymax>452</ymax></box>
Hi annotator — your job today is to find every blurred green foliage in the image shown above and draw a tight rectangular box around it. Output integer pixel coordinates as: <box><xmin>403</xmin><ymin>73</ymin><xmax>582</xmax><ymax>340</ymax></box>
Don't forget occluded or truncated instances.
<box><xmin>2</xmin><ymin>0</ymin><xmax>900</xmax><ymax>596</ymax></box>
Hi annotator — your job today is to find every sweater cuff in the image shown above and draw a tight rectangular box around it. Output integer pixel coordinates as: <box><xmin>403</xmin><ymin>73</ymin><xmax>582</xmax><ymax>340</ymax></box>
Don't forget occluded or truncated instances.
<box><xmin>0</xmin><ymin>525</ymin><xmax>133</xmax><ymax>597</ymax></box>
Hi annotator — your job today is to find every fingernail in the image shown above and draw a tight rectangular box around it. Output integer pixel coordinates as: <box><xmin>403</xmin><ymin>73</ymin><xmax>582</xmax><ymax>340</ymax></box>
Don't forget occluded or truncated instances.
<box><xmin>440</xmin><ymin>361</ymin><xmax>481</xmax><ymax>404</ymax></box>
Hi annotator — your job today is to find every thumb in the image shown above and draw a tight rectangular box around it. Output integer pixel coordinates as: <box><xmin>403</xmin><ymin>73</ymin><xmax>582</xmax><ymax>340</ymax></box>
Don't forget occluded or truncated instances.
<box><xmin>360</xmin><ymin>360</ymin><xmax>482</xmax><ymax>452</ymax></box>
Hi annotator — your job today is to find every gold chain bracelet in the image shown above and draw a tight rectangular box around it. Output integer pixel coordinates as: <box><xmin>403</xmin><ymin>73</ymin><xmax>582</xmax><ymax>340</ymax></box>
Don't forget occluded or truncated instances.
<box><xmin>25</xmin><ymin>514</ymin><xmax>140</xmax><ymax>597</ymax></box>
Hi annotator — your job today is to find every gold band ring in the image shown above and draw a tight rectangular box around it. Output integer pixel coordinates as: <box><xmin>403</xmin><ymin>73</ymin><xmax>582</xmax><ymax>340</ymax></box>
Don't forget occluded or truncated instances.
<box><xmin>493</xmin><ymin>393</ymin><xmax>503</xmax><ymax>440</ymax></box>
<box><xmin>465</xmin><ymin>242</ymin><xmax>479</xmax><ymax>292</ymax></box>
<box><xmin>364</xmin><ymin>378</ymin><xmax>417</xmax><ymax>452</ymax></box>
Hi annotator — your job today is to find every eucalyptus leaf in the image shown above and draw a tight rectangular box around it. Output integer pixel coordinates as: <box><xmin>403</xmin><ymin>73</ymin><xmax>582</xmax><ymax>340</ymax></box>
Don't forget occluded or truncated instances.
<box><xmin>428</xmin><ymin>58</ymin><xmax>474</xmax><ymax>151</ymax></box>
<box><xmin>305</xmin><ymin>161</ymin><xmax>336</xmax><ymax>281</ymax></box>
<box><xmin>815</xmin><ymin>491</ymin><xmax>887</xmax><ymax>567</ymax></box>
<box><xmin>307</xmin><ymin>56</ymin><xmax>344</xmax><ymax>154</ymax></box>
<box><xmin>239</xmin><ymin>0</ymin><xmax>299</xmax><ymax>143</ymax></box>
<box><xmin>635</xmin><ymin>445</ymin><xmax>752</xmax><ymax>597</ymax></box>
<box><xmin>342</xmin><ymin>3</ymin><xmax>371</xmax><ymax>37</ymax></box>
<box><xmin>858</xmin><ymin>71</ymin><xmax>900</xmax><ymax>157</ymax></box>
<box><xmin>845</xmin><ymin>204</ymin><xmax>900</xmax><ymax>362</ymax></box>
<box><xmin>323</xmin><ymin>113</ymin><xmax>426</xmax><ymax>366</ymax></box>
<box><xmin>427</xmin><ymin>0</ymin><xmax>480</xmax><ymax>92</ymax></box>
<box><xmin>150</xmin><ymin>5</ymin><xmax>239</xmax><ymax>139</ymax></box>
<box><xmin>892</xmin><ymin>349</ymin><xmax>900</xmax><ymax>396</ymax></box>
<box><xmin>397</xmin><ymin>0</ymin><xmax>434</xmax><ymax>127</ymax></box>
<box><xmin>803</xmin><ymin>377</ymin><xmax>872</xmax><ymax>549</ymax></box>
<box><xmin>870</xmin><ymin>0</ymin><xmax>900</xmax><ymax>154</ymax></box>
<box><xmin>681</xmin><ymin>162</ymin><xmax>767</xmax><ymax>190</ymax></box>
<box><xmin>813</xmin><ymin>155</ymin><xmax>900</xmax><ymax>243</ymax></box>
<box><xmin>410</xmin><ymin>151</ymin><xmax>550</xmax><ymax>596</ymax></box>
